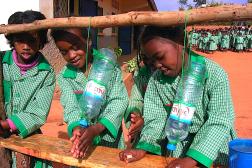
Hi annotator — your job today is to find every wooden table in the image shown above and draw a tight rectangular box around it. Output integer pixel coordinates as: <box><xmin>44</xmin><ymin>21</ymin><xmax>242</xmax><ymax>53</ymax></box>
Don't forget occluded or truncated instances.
<box><xmin>0</xmin><ymin>134</ymin><xmax>172</xmax><ymax>168</ymax></box>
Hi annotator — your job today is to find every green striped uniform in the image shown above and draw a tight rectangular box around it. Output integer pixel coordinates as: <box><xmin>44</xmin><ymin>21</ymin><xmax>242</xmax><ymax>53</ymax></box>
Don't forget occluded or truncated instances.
<box><xmin>136</xmin><ymin>52</ymin><xmax>237</xmax><ymax>168</ymax></box>
<box><xmin>118</xmin><ymin>66</ymin><xmax>152</xmax><ymax>149</ymax></box>
<box><xmin>57</xmin><ymin>63</ymin><xmax>128</xmax><ymax>147</ymax></box>
<box><xmin>2</xmin><ymin>50</ymin><xmax>56</xmax><ymax>168</ymax></box>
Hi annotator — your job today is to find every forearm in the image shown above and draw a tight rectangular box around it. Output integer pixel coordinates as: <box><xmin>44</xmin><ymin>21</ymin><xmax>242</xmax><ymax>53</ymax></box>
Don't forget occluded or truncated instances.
<box><xmin>91</xmin><ymin>123</ymin><xmax>106</xmax><ymax>137</ymax></box>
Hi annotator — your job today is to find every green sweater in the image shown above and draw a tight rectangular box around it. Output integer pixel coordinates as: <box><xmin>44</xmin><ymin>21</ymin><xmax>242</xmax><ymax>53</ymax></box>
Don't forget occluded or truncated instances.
<box><xmin>57</xmin><ymin>63</ymin><xmax>128</xmax><ymax>146</ymax></box>
<box><xmin>136</xmin><ymin>52</ymin><xmax>237</xmax><ymax>167</ymax></box>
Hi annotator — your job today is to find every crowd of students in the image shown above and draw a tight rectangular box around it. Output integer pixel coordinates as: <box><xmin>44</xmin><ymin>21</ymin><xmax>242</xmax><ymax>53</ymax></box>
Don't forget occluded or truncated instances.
<box><xmin>0</xmin><ymin>10</ymin><xmax>237</xmax><ymax>168</ymax></box>
<box><xmin>189</xmin><ymin>26</ymin><xmax>252</xmax><ymax>53</ymax></box>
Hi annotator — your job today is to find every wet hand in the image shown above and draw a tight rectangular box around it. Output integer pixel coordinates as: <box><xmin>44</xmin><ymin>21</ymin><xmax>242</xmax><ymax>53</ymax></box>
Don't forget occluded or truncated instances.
<box><xmin>73</xmin><ymin>123</ymin><xmax>105</xmax><ymax>159</ymax></box>
<box><xmin>119</xmin><ymin>149</ymin><xmax>146</xmax><ymax>163</ymax></box>
<box><xmin>128</xmin><ymin>112</ymin><xmax>144</xmax><ymax>139</ymax></box>
<box><xmin>70</xmin><ymin>126</ymin><xmax>83</xmax><ymax>158</ymax></box>
<box><xmin>75</xmin><ymin>126</ymin><xmax>95</xmax><ymax>158</ymax></box>
<box><xmin>166</xmin><ymin>157</ymin><xmax>198</xmax><ymax>168</ymax></box>
<box><xmin>70</xmin><ymin>126</ymin><xmax>82</xmax><ymax>143</ymax></box>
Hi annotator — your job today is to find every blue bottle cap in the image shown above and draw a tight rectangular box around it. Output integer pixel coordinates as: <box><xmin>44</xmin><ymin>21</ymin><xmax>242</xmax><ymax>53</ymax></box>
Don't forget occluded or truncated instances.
<box><xmin>79</xmin><ymin>119</ymin><xmax>88</xmax><ymax>128</ymax></box>
<box><xmin>167</xmin><ymin>143</ymin><xmax>176</xmax><ymax>151</ymax></box>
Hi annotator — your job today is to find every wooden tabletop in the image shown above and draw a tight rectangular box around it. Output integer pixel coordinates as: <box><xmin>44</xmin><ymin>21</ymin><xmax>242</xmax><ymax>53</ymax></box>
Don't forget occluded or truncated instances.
<box><xmin>0</xmin><ymin>134</ymin><xmax>172</xmax><ymax>168</ymax></box>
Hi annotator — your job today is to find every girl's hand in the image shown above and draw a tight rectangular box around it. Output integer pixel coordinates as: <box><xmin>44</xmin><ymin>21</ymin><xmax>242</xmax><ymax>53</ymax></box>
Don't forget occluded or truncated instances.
<box><xmin>70</xmin><ymin>126</ymin><xmax>82</xmax><ymax>143</ymax></box>
<box><xmin>128</xmin><ymin>112</ymin><xmax>144</xmax><ymax>139</ymax></box>
<box><xmin>75</xmin><ymin>126</ymin><xmax>95</xmax><ymax>158</ymax></box>
<box><xmin>70</xmin><ymin>126</ymin><xmax>83</xmax><ymax>158</ymax></box>
<box><xmin>0</xmin><ymin>120</ymin><xmax>11</xmax><ymax>137</ymax></box>
<box><xmin>119</xmin><ymin>149</ymin><xmax>146</xmax><ymax>163</ymax></box>
<box><xmin>166</xmin><ymin>157</ymin><xmax>198</xmax><ymax>168</ymax></box>
<box><xmin>74</xmin><ymin>123</ymin><xmax>105</xmax><ymax>158</ymax></box>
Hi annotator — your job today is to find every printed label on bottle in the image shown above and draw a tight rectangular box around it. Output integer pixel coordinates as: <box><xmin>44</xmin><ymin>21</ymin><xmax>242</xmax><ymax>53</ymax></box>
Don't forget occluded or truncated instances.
<box><xmin>85</xmin><ymin>80</ymin><xmax>106</xmax><ymax>100</ymax></box>
<box><xmin>170</xmin><ymin>102</ymin><xmax>196</xmax><ymax>124</ymax></box>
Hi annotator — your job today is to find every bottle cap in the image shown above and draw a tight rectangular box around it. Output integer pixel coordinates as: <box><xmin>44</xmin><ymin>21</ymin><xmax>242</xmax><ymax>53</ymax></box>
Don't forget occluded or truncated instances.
<box><xmin>167</xmin><ymin>143</ymin><xmax>176</xmax><ymax>151</ymax></box>
<box><xmin>79</xmin><ymin>119</ymin><xmax>89</xmax><ymax>128</ymax></box>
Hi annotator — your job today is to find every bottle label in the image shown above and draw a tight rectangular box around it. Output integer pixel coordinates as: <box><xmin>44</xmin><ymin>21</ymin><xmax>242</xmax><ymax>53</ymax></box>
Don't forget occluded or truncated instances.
<box><xmin>170</xmin><ymin>102</ymin><xmax>196</xmax><ymax>124</ymax></box>
<box><xmin>85</xmin><ymin>80</ymin><xmax>106</xmax><ymax>100</ymax></box>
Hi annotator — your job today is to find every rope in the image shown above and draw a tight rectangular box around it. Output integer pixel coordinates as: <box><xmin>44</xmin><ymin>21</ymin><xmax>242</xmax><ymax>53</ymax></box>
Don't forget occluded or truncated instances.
<box><xmin>181</xmin><ymin>9</ymin><xmax>190</xmax><ymax>84</ymax></box>
<box><xmin>97</xmin><ymin>28</ymin><xmax>99</xmax><ymax>49</ymax></box>
<box><xmin>177</xmin><ymin>9</ymin><xmax>190</xmax><ymax>127</ymax></box>
<box><xmin>85</xmin><ymin>17</ymin><xmax>91</xmax><ymax>71</ymax></box>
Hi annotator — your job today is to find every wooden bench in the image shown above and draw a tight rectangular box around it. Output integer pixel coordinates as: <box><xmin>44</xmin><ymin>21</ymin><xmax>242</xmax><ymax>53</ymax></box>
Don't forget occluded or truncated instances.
<box><xmin>0</xmin><ymin>134</ymin><xmax>171</xmax><ymax>167</ymax></box>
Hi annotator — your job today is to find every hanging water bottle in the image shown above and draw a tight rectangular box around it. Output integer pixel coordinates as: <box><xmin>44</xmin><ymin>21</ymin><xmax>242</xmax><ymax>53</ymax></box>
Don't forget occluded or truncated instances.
<box><xmin>79</xmin><ymin>48</ymin><xmax>117</xmax><ymax>127</ymax></box>
<box><xmin>166</xmin><ymin>58</ymin><xmax>206</xmax><ymax>151</ymax></box>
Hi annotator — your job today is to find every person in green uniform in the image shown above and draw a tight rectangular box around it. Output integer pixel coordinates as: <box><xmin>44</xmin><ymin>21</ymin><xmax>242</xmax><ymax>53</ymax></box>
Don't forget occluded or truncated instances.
<box><xmin>197</xmin><ymin>31</ymin><xmax>204</xmax><ymax>52</ymax></box>
<box><xmin>51</xmin><ymin>27</ymin><xmax>128</xmax><ymax>159</ymax></box>
<box><xmin>248</xmin><ymin>30</ymin><xmax>252</xmax><ymax>51</ymax></box>
<box><xmin>220</xmin><ymin>31</ymin><xmax>230</xmax><ymax>51</ymax></box>
<box><xmin>230</xmin><ymin>27</ymin><xmax>236</xmax><ymax>51</ymax></box>
<box><xmin>244</xmin><ymin>28</ymin><xmax>250</xmax><ymax>51</ymax></box>
<box><xmin>208</xmin><ymin>30</ymin><xmax>218</xmax><ymax>54</ymax></box>
<box><xmin>189</xmin><ymin>29</ymin><xmax>198</xmax><ymax>49</ymax></box>
<box><xmin>0</xmin><ymin>10</ymin><xmax>56</xmax><ymax>168</ymax></box>
<box><xmin>119</xmin><ymin>26</ymin><xmax>237</xmax><ymax>168</ymax></box>
<box><xmin>202</xmin><ymin>32</ymin><xmax>210</xmax><ymax>53</ymax></box>
<box><xmin>217</xmin><ymin>28</ymin><xmax>222</xmax><ymax>50</ymax></box>
<box><xmin>118</xmin><ymin>39</ymin><xmax>154</xmax><ymax>149</ymax></box>
<box><xmin>235</xmin><ymin>32</ymin><xmax>244</xmax><ymax>52</ymax></box>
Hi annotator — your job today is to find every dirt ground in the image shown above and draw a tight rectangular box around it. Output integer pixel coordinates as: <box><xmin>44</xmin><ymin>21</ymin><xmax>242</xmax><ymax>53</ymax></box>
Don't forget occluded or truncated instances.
<box><xmin>198</xmin><ymin>50</ymin><xmax>252</xmax><ymax>138</ymax></box>
<box><xmin>41</xmin><ymin>50</ymin><xmax>252</xmax><ymax>139</ymax></box>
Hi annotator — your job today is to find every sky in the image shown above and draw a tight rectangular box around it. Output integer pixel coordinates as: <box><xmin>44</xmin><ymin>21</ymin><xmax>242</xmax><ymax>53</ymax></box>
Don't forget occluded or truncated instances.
<box><xmin>155</xmin><ymin>0</ymin><xmax>248</xmax><ymax>11</ymax></box>
<box><xmin>0</xmin><ymin>0</ymin><xmax>39</xmax><ymax>51</ymax></box>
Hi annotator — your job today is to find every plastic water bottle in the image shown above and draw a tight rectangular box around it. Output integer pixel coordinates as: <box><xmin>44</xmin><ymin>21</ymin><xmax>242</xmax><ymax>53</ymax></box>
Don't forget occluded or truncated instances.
<box><xmin>79</xmin><ymin>48</ymin><xmax>117</xmax><ymax>127</ymax></box>
<box><xmin>166</xmin><ymin>60</ymin><xmax>206</xmax><ymax>151</ymax></box>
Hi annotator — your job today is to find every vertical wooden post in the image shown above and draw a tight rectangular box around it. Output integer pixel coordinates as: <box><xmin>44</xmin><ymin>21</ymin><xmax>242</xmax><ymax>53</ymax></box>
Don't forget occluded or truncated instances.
<box><xmin>0</xmin><ymin>51</ymin><xmax>12</xmax><ymax>168</ymax></box>
<box><xmin>0</xmin><ymin>52</ymin><xmax>5</xmax><ymax>120</ymax></box>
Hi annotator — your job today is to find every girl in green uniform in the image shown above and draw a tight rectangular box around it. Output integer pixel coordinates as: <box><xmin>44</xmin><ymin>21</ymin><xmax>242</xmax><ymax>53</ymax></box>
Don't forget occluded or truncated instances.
<box><xmin>208</xmin><ymin>31</ymin><xmax>218</xmax><ymax>53</ymax></box>
<box><xmin>220</xmin><ymin>31</ymin><xmax>230</xmax><ymax>51</ymax></box>
<box><xmin>119</xmin><ymin>26</ymin><xmax>236</xmax><ymax>168</ymax></box>
<box><xmin>1</xmin><ymin>10</ymin><xmax>56</xmax><ymax>168</ymax></box>
<box><xmin>235</xmin><ymin>32</ymin><xmax>244</xmax><ymax>52</ymax></box>
<box><xmin>51</xmin><ymin>27</ymin><xmax>129</xmax><ymax>159</ymax></box>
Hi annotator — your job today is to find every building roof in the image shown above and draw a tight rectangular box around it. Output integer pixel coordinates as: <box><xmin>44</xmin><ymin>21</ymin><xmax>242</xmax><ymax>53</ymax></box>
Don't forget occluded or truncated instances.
<box><xmin>120</xmin><ymin>0</ymin><xmax>157</xmax><ymax>12</ymax></box>
<box><xmin>148</xmin><ymin>0</ymin><xmax>158</xmax><ymax>11</ymax></box>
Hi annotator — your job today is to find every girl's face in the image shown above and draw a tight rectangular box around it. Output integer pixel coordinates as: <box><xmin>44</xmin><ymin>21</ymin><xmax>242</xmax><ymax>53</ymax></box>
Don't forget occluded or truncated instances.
<box><xmin>54</xmin><ymin>29</ymin><xmax>87</xmax><ymax>69</ymax></box>
<box><xmin>13</xmin><ymin>31</ymin><xmax>40</xmax><ymax>64</ymax></box>
<box><xmin>142</xmin><ymin>37</ymin><xmax>183</xmax><ymax>77</ymax></box>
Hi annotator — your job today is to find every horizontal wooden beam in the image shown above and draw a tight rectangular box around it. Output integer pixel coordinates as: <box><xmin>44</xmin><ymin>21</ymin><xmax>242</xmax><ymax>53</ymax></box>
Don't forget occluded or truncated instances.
<box><xmin>0</xmin><ymin>4</ymin><xmax>251</xmax><ymax>34</ymax></box>
<box><xmin>0</xmin><ymin>134</ymin><xmax>170</xmax><ymax>167</ymax></box>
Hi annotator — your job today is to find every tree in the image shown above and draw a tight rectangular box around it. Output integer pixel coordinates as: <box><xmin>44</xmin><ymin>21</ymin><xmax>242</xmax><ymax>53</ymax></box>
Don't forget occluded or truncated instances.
<box><xmin>193</xmin><ymin>0</ymin><xmax>207</xmax><ymax>7</ymax></box>
<box><xmin>179</xmin><ymin>7</ymin><xmax>185</xmax><ymax>11</ymax></box>
<box><xmin>187</xmin><ymin>4</ymin><xmax>193</xmax><ymax>10</ymax></box>
<box><xmin>179</xmin><ymin>0</ymin><xmax>188</xmax><ymax>6</ymax></box>
<box><xmin>208</xmin><ymin>0</ymin><xmax>223</xmax><ymax>7</ymax></box>
<box><xmin>178</xmin><ymin>0</ymin><xmax>188</xmax><ymax>10</ymax></box>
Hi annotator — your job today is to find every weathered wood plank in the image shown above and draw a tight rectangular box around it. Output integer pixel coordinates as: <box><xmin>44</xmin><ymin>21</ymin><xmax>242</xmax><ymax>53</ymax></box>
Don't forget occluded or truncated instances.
<box><xmin>0</xmin><ymin>134</ymin><xmax>170</xmax><ymax>167</ymax></box>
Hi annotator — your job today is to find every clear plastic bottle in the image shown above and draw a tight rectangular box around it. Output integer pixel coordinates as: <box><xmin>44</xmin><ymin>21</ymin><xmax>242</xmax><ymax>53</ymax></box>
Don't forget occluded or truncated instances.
<box><xmin>166</xmin><ymin>61</ymin><xmax>206</xmax><ymax>151</ymax></box>
<box><xmin>79</xmin><ymin>48</ymin><xmax>117</xmax><ymax>127</ymax></box>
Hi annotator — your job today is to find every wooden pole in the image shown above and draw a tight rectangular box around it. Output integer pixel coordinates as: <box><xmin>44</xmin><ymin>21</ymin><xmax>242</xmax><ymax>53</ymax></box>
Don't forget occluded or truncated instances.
<box><xmin>0</xmin><ymin>51</ymin><xmax>12</xmax><ymax>168</ymax></box>
<box><xmin>0</xmin><ymin>4</ymin><xmax>251</xmax><ymax>34</ymax></box>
